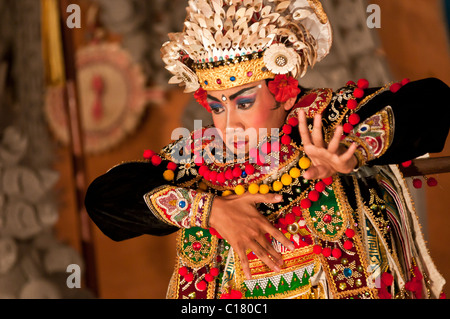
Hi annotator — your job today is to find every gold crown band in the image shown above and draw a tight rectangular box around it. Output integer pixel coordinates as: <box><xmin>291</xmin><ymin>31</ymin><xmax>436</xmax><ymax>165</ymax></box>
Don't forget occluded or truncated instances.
<box><xmin>194</xmin><ymin>56</ymin><xmax>275</xmax><ymax>91</ymax></box>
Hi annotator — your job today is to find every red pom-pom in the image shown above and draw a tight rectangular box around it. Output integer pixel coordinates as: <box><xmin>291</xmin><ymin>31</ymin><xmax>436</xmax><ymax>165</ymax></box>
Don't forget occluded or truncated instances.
<box><xmin>308</xmin><ymin>190</ymin><xmax>320</xmax><ymax>202</ymax></box>
<box><xmin>346</xmin><ymin>80</ymin><xmax>356</xmax><ymax>86</ymax></box>
<box><xmin>210</xmin><ymin>171</ymin><xmax>219</xmax><ymax>184</ymax></box>
<box><xmin>401</xmin><ymin>160</ymin><xmax>412</xmax><ymax>168</ymax></box>
<box><xmin>322</xmin><ymin>247</ymin><xmax>331</xmax><ymax>257</ymax></box>
<box><xmin>322</xmin><ymin>176</ymin><xmax>333</xmax><ymax>186</ymax></box>
<box><xmin>348</xmin><ymin>113</ymin><xmax>361</xmax><ymax>126</ymax></box>
<box><xmin>413</xmin><ymin>178</ymin><xmax>423</xmax><ymax>189</ymax></box>
<box><xmin>167</xmin><ymin>162</ymin><xmax>178</xmax><ymax>171</ymax></box>
<box><xmin>354</xmin><ymin>88</ymin><xmax>365</xmax><ymax>99</ymax></box>
<box><xmin>210</xmin><ymin>267</ymin><xmax>220</xmax><ymax>277</ymax></box>
<box><xmin>345</xmin><ymin>228</ymin><xmax>355</xmax><ymax>238</ymax></box>
<box><xmin>225</xmin><ymin>169</ymin><xmax>234</xmax><ymax>180</ymax></box>
<box><xmin>196</xmin><ymin>280</ymin><xmax>207</xmax><ymax>291</ymax></box>
<box><xmin>390</xmin><ymin>82</ymin><xmax>402</xmax><ymax>93</ymax></box>
<box><xmin>292</xmin><ymin>206</ymin><xmax>302</xmax><ymax>216</ymax></box>
<box><xmin>229</xmin><ymin>289</ymin><xmax>243</xmax><ymax>299</ymax></box>
<box><xmin>205</xmin><ymin>274</ymin><xmax>214</xmax><ymax>282</ymax></box>
<box><xmin>381</xmin><ymin>272</ymin><xmax>394</xmax><ymax>287</ymax></box>
<box><xmin>315</xmin><ymin>181</ymin><xmax>326</xmax><ymax>193</ymax></box>
<box><xmin>347</xmin><ymin>99</ymin><xmax>358</xmax><ymax>110</ymax></box>
<box><xmin>288</xmin><ymin>117</ymin><xmax>299</xmax><ymax>127</ymax></box>
<box><xmin>332</xmin><ymin>248</ymin><xmax>342</xmax><ymax>259</ymax></box>
<box><xmin>216</xmin><ymin>172</ymin><xmax>226</xmax><ymax>184</ymax></box>
<box><xmin>282</xmin><ymin>124</ymin><xmax>293</xmax><ymax>135</ymax></box>
<box><xmin>440</xmin><ymin>292</ymin><xmax>447</xmax><ymax>299</ymax></box>
<box><xmin>199</xmin><ymin>165</ymin><xmax>208</xmax><ymax>176</ymax></box>
<box><xmin>357</xmin><ymin>79</ymin><xmax>369</xmax><ymax>90</ymax></box>
<box><xmin>178</xmin><ymin>266</ymin><xmax>188</xmax><ymax>277</ymax></box>
<box><xmin>285</xmin><ymin>213</ymin><xmax>296</xmax><ymax>225</ymax></box>
<box><xmin>313</xmin><ymin>245</ymin><xmax>323</xmax><ymax>255</ymax></box>
<box><xmin>245</xmin><ymin>164</ymin><xmax>255</xmax><ymax>175</ymax></box>
<box><xmin>260</xmin><ymin>142</ymin><xmax>271</xmax><ymax>154</ymax></box>
<box><xmin>151</xmin><ymin>155</ymin><xmax>162</xmax><ymax>166</ymax></box>
<box><xmin>184</xmin><ymin>273</ymin><xmax>194</xmax><ymax>282</ymax></box>
<box><xmin>300</xmin><ymin>198</ymin><xmax>312</xmax><ymax>209</ymax></box>
<box><xmin>401</xmin><ymin>78</ymin><xmax>410</xmax><ymax>86</ymax></box>
<box><xmin>281</xmin><ymin>134</ymin><xmax>291</xmax><ymax>145</ymax></box>
<box><xmin>427</xmin><ymin>177</ymin><xmax>438</xmax><ymax>187</ymax></box>
<box><xmin>343</xmin><ymin>123</ymin><xmax>354</xmax><ymax>134</ymax></box>
<box><xmin>271</xmin><ymin>141</ymin><xmax>280</xmax><ymax>152</ymax></box>
<box><xmin>232</xmin><ymin>166</ymin><xmax>242</xmax><ymax>177</ymax></box>
<box><xmin>343</xmin><ymin>240</ymin><xmax>353</xmax><ymax>250</ymax></box>
<box><xmin>143</xmin><ymin>149</ymin><xmax>155</xmax><ymax>160</ymax></box>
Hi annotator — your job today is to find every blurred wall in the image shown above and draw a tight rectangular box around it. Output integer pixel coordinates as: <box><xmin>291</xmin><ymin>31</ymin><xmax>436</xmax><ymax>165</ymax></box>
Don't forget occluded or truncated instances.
<box><xmin>54</xmin><ymin>0</ymin><xmax>450</xmax><ymax>298</ymax></box>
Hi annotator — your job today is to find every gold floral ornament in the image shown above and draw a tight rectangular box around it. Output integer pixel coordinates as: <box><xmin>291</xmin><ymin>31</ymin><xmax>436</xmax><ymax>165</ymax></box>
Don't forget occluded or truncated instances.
<box><xmin>161</xmin><ymin>0</ymin><xmax>332</xmax><ymax>92</ymax></box>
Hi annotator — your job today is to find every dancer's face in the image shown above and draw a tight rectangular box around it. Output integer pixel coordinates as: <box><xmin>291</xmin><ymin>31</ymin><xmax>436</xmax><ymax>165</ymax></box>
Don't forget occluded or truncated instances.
<box><xmin>206</xmin><ymin>80</ymin><xmax>296</xmax><ymax>154</ymax></box>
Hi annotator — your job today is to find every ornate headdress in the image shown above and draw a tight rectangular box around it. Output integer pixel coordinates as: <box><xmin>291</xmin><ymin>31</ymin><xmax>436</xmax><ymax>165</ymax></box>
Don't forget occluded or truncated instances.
<box><xmin>161</xmin><ymin>0</ymin><xmax>332</xmax><ymax>93</ymax></box>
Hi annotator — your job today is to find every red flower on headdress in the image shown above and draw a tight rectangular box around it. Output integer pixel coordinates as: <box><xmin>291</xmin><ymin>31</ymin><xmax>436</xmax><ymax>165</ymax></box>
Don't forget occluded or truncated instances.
<box><xmin>268</xmin><ymin>74</ymin><xmax>301</xmax><ymax>103</ymax></box>
<box><xmin>194</xmin><ymin>87</ymin><xmax>211</xmax><ymax>113</ymax></box>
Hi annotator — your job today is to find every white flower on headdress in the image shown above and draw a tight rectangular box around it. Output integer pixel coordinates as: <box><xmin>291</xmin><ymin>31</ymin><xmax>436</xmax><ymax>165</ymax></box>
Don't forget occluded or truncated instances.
<box><xmin>167</xmin><ymin>61</ymin><xmax>200</xmax><ymax>93</ymax></box>
<box><xmin>263</xmin><ymin>43</ymin><xmax>300</xmax><ymax>75</ymax></box>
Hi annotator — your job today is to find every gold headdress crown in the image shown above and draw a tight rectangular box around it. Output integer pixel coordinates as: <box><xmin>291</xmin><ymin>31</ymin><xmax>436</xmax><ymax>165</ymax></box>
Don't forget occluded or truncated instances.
<box><xmin>161</xmin><ymin>0</ymin><xmax>332</xmax><ymax>92</ymax></box>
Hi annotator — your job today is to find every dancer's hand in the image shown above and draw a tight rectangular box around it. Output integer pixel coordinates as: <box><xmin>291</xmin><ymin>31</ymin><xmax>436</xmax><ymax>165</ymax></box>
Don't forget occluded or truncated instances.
<box><xmin>298</xmin><ymin>110</ymin><xmax>358</xmax><ymax>180</ymax></box>
<box><xmin>209</xmin><ymin>193</ymin><xmax>295</xmax><ymax>280</ymax></box>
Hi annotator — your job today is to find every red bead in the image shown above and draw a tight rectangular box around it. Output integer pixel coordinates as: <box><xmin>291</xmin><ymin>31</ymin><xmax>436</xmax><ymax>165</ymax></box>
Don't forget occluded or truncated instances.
<box><xmin>292</xmin><ymin>206</ymin><xmax>302</xmax><ymax>216</ymax></box>
<box><xmin>151</xmin><ymin>155</ymin><xmax>162</xmax><ymax>166</ymax></box>
<box><xmin>313</xmin><ymin>245</ymin><xmax>323</xmax><ymax>255</ymax></box>
<box><xmin>178</xmin><ymin>266</ymin><xmax>188</xmax><ymax>277</ymax></box>
<box><xmin>345</xmin><ymin>228</ymin><xmax>355</xmax><ymax>238</ymax></box>
<box><xmin>225</xmin><ymin>169</ymin><xmax>234</xmax><ymax>180</ymax></box>
<box><xmin>343</xmin><ymin>240</ymin><xmax>353</xmax><ymax>250</ymax></box>
<box><xmin>354</xmin><ymin>88</ymin><xmax>364</xmax><ymax>99</ymax></box>
<box><xmin>308</xmin><ymin>190</ymin><xmax>320</xmax><ymax>202</ymax></box>
<box><xmin>216</xmin><ymin>79</ymin><xmax>222</xmax><ymax>85</ymax></box>
<box><xmin>285</xmin><ymin>213</ymin><xmax>296</xmax><ymax>225</ymax></box>
<box><xmin>281</xmin><ymin>134</ymin><xmax>291</xmax><ymax>145</ymax></box>
<box><xmin>401</xmin><ymin>78</ymin><xmax>410</xmax><ymax>86</ymax></box>
<box><xmin>348</xmin><ymin>113</ymin><xmax>360</xmax><ymax>126</ymax></box>
<box><xmin>357</xmin><ymin>78</ymin><xmax>369</xmax><ymax>90</ymax></box>
<box><xmin>390</xmin><ymin>82</ymin><xmax>402</xmax><ymax>93</ymax></box>
<box><xmin>300</xmin><ymin>198</ymin><xmax>312</xmax><ymax>209</ymax></box>
<box><xmin>245</xmin><ymin>164</ymin><xmax>255</xmax><ymax>175</ymax></box>
<box><xmin>412</xmin><ymin>178</ymin><xmax>422</xmax><ymax>189</ymax></box>
<box><xmin>184</xmin><ymin>273</ymin><xmax>194</xmax><ymax>282</ymax></box>
<box><xmin>332</xmin><ymin>248</ymin><xmax>342</xmax><ymax>259</ymax></box>
<box><xmin>323</xmin><ymin>214</ymin><xmax>332</xmax><ymax>224</ymax></box>
<box><xmin>427</xmin><ymin>177</ymin><xmax>438</xmax><ymax>187</ymax></box>
<box><xmin>315</xmin><ymin>181</ymin><xmax>326</xmax><ymax>193</ymax></box>
<box><xmin>282</xmin><ymin>124</ymin><xmax>292</xmax><ymax>135</ymax></box>
<box><xmin>232</xmin><ymin>166</ymin><xmax>242</xmax><ymax>177</ymax></box>
<box><xmin>260</xmin><ymin>142</ymin><xmax>271</xmax><ymax>154</ymax></box>
<box><xmin>322</xmin><ymin>247</ymin><xmax>331</xmax><ymax>257</ymax></box>
<box><xmin>347</xmin><ymin>99</ymin><xmax>358</xmax><ymax>110</ymax></box>
<box><xmin>167</xmin><ymin>162</ymin><xmax>178</xmax><ymax>171</ymax></box>
<box><xmin>196</xmin><ymin>280</ymin><xmax>207</xmax><ymax>291</ymax></box>
<box><xmin>143</xmin><ymin>149</ymin><xmax>155</xmax><ymax>160</ymax></box>
<box><xmin>322</xmin><ymin>176</ymin><xmax>333</xmax><ymax>186</ymax></box>
<box><xmin>343</xmin><ymin>123</ymin><xmax>354</xmax><ymax>134</ymax></box>
<box><xmin>210</xmin><ymin>267</ymin><xmax>220</xmax><ymax>277</ymax></box>
<box><xmin>288</xmin><ymin>117</ymin><xmax>299</xmax><ymax>127</ymax></box>
<box><xmin>401</xmin><ymin>160</ymin><xmax>412</xmax><ymax>168</ymax></box>
<box><xmin>192</xmin><ymin>242</ymin><xmax>202</xmax><ymax>251</ymax></box>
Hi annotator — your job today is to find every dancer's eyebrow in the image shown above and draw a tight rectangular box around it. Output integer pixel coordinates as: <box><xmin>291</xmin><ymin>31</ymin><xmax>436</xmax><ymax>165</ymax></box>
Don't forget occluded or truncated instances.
<box><xmin>206</xmin><ymin>86</ymin><xmax>258</xmax><ymax>104</ymax></box>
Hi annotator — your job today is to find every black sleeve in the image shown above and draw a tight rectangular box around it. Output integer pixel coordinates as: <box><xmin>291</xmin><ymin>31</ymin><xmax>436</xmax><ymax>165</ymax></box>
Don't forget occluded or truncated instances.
<box><xmin>357</xmin><ymin>78</ymin><xmax>450</xmax><ymax>165</ymax></box>
<box><xmin>84</xmin><ymin>161</ymin><xmax>179</xmax><ymax>242</ymax></box>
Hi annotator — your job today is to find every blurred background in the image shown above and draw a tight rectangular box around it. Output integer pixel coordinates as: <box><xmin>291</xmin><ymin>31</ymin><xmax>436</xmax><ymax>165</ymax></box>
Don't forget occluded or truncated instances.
<box><xmin>0</xmin><ymin>0</ymin><xmax>449</xmax><ymax>299</ymax></box>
